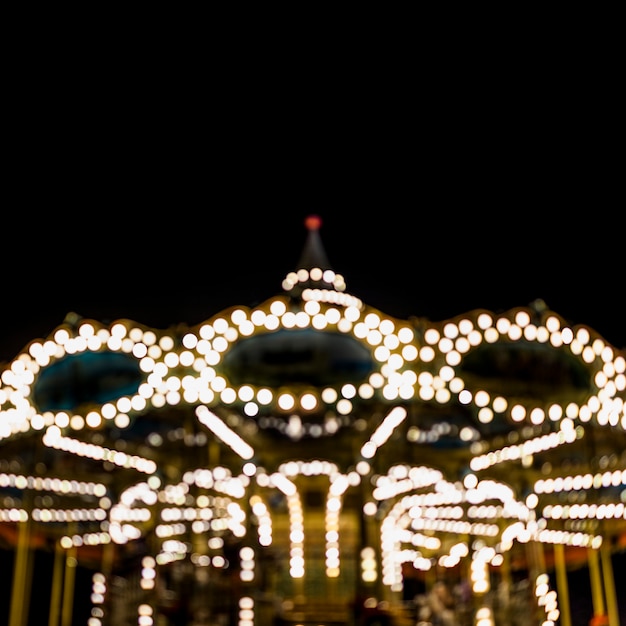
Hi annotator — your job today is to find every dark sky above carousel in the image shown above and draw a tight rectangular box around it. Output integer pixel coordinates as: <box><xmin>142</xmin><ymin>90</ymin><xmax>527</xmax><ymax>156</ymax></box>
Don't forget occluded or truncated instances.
<box><xmin>1</xmin><ymin>211</ymin><xmax>623</xmax><ymax>364</ymax></box>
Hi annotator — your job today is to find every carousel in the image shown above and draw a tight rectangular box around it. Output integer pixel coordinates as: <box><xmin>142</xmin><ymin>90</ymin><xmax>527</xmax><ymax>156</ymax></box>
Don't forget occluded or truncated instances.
<box><xmin>0</xmin><ymin>216</ymin><xmax>624</xmax><ymax>626</ymax></box>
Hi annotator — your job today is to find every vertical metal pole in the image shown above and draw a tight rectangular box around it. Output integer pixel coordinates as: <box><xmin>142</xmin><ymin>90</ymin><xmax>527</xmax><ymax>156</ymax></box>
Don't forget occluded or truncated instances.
<box><xmin>60</xmin><ymin>545</ymin><xmax>77</xmax><ymax>626</ymax></box>
<box><xmin>492</xmin><ymin>548</ymin><xmax>513</xmax><ymax>625</ymax></box>
<box><xmin>553</xmin><ymin>544</ymin><xmax>571</xmax><ymax>626</ymax></box>
<box><xmin>587</xmin><ymin>547</ymin><xmax>605</xmax><ymax>618</ymax></box>
<box><xmin>102</xmin><ymin>540</ymin><xmax>115</xmax><ymax>577</ymax></box>
<box><xmin>525</xmin><ymin>540</ymin><xmax>547</xmax><ymax>625</ymax></box>
<box><xmin>49</xmin><ymin>541</ymin><xmax>65</xmax><ymax>626</ymax></box>
<box><xmin>600</xmin><ymin>543</ymin><xmax>620</xmax><ymax>626</ymax></box>
<box><xmin>9</xmin><ymin>518</ymin><xmax>33</xmax><ymax>626</ymax></box>
<box><xmin>100</xmin><ymin>540</ymin><xmax>115</xmax><ymax>622</ymax></box>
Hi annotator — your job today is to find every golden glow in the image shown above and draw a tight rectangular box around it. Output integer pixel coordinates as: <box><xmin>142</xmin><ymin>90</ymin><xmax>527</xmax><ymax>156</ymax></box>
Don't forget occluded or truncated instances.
<box><xmin>0</xmin><ymin>262</ymin><xmax>624</xmax><ymax>625</ymax></box>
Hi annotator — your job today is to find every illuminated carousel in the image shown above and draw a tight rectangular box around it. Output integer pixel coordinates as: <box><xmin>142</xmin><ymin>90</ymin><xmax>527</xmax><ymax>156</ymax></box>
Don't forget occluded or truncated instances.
<box><xmin>1</xmin><ymin>216</ymin><xmax>625</xmax><ymax>626</ymax></box>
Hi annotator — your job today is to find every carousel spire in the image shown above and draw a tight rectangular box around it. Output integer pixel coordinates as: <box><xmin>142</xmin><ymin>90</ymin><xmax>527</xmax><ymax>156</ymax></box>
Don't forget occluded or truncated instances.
<box><xmin>281</xmin><ymin>215</ymin><xmax>349</xmax><ymax>299</ymax></box>
<box><xmin>296</xmin><ymin>214</ymin><xmax>332</xmax><ymax>272</ymax></box>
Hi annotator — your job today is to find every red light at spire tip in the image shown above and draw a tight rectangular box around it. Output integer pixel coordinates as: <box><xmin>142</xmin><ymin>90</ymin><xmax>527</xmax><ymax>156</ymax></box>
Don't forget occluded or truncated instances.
<box><xmin>305</xmin><ymin>215</ymin><xmax>322</xmax><ymax>231</ymax></box>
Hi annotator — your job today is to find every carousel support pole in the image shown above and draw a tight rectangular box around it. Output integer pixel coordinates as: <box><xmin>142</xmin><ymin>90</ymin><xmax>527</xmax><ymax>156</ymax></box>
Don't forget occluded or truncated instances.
<box><xmin>425</xmin><ymin>561</ymin><xmax>437</xmax><ymax>597</ymax></box>
<box><xmin>49</xmin><ymin>540</ymin><xmax>66</xmax><ymax>626</ymax></box>
<box><xmin>60</xmin><ymin>544</ymin><xmax>77</xmax><ymax>626</ymax></box>
<box><xmin>498</xmin><ymin>548</ymin><xmax>512</xmax><ymax>610</ymax></box>
<box><xmin>525</xmin><ymin>540</ymin><xmax>547</xmax><ymax>626</ymax></box>
<box><xmin>600</xmin><ymin>543</ymin><xmax>619</xmax><ymax>626</ymax></box>
<box><xmin>101</xmin><ymin>540</ymin><xmax>115</xmax><ymax>616</ymax></box>
<box><xmin>553</xmin><ymin>544</ymin><xmax>572</xmax><ymax>626</ymax></box>
<box><xmin>9</xmin><ymin>517</ymin><xmax>33</xmax><ymax>626</ymax></box>
<box><xmin>587</xmin><ymin>546</ymin><xmax>606</xmax><ymax>620</ymax></box>
<box><xmin>102</xmin><ymin>540</ymin><xmax>115</xmax><ymax>576</ymax></box>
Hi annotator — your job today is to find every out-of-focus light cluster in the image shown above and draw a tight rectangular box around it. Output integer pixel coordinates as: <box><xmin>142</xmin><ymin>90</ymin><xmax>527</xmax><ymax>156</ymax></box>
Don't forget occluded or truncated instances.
<box><xmin>469</xmin><ymin>418</ymin><xmax>581</xmax><ymax>471</ymax></box>
<box><xmin>360</xmin><ymin>546</ymin><xmax>378</xmax><ymax>583</ymax></box>
<box><xmin>360</xmin><ymin>407</ymin><xmax>408</xmax><ymax>459</ymax></box>
<box><xmin>140</xmin><ymin>556</ymin><xmax>156</xmax><ymax>591</ymax></box>
<box><xmin>475</xmin><ymin>605</ymin><xmax>494</xmax><ymax>626</ymax></box>
<box><xmin>240</xmin><ymin>545</ymin><xmax>255</xmax><ymax>582</ymax></box>
<box><xmin>470</xmin><ymin>546</ymin><xmax>492</xmax><ymax>594</ymax></box>
<box><xmin>535</xmin><ymin>573</ymin><xmax>560</xmax><ymax>625</ymax></box>
<box><xmin>88</xmin><ymin>572</ymin><xmax>106</xmax><ymax>626</ymax></box>
<box><xmin>2</xmin><ymin>297</ymin><xmax>621</xmax><ymax>447</ymax></box>
<box><xmin>137</xmin><ymin>602</ymin><xmax>153</xmax><ymax>626</ymax></box>
<box><xmin>0</xmin><ymin>254</ymin><xmax>624</xmax><ymax>625</ymax></box>
<box><xmin>379</xmin><ymin>470</ymin><xmax>535</xmax><ymax>590</ymax></box>
<box><xmin>238</xmin><ymin>595</ymin><xmax>254</xmax><ymax>626</ymax></box>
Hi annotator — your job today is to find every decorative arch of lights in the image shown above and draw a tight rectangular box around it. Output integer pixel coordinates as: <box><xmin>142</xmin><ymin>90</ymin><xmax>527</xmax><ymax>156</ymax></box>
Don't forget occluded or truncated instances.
<box><xmin>1</xmin><ymin>259</ymin><xmax>625</xmax><ymax>626</ymax></box>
